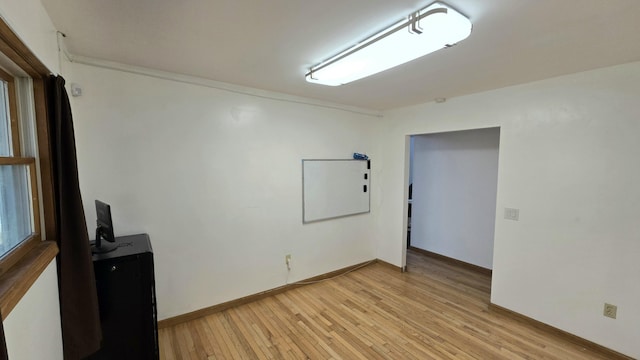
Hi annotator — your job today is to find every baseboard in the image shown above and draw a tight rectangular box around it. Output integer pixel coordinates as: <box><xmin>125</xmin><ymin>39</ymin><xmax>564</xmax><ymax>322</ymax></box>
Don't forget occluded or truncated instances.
<box><xmin>375</xmin><ymin>258</ymin><xmax>405</xmax><ymax>272</ymax></box>
<box><xmin>489</xmin><ymin>303</ymin><xmax>634</xmax><ymax>360</ymax></box>
<box><xmin>408</xmin><ymin>246</ymin><xmax>492</xmax><ymax>276</ymax></box>
<box><xmin>158</xmin><ymin>259</ymin><xmax>380</xmax><ymax>329</ymax></box>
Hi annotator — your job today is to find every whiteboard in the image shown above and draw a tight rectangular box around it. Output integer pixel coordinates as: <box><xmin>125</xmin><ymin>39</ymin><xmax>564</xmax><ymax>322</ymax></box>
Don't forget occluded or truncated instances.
<box><xmin>302</xmin><ymin>159</ymin><xmax>370</xmax><ymax>223</ymax></box>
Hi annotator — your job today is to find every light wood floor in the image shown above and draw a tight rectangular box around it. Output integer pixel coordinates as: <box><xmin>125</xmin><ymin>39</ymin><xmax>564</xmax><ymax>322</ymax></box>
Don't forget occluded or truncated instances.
<box><xmin>159</xmin><ymin>250</ymin><xmax>615</xmax><ymax>359</ymax></box>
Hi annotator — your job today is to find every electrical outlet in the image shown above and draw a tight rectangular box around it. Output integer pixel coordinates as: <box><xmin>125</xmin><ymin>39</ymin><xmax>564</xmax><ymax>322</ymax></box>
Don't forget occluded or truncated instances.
<box><xmin>603</xmin><ymin>303</ymin><xmax>617</xmax><ymax>319</ymax></box>
<box><xmin>504</xmin><ymin>207</ymin><xmax>520</xmax><ymax>221</ymax></box>
<box><xmin>285</xmin><ymin>254</ymin><xmax>291</xmax><ymax>271</ymax></box>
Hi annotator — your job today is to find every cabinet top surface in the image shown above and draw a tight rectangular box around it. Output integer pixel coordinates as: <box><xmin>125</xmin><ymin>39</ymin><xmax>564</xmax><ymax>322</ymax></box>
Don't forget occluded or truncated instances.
<box><xmin>92</xmin><ymin>233</ymin><xmax>153</xmax><ymax>261</ymax></box>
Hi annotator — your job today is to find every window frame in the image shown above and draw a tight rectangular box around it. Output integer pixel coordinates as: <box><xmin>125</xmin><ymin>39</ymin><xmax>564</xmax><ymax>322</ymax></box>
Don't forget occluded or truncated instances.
<box><xmin>0</xmin><ymin>18</ymin><xmax>59</xmax><ymax>318</ymax></box>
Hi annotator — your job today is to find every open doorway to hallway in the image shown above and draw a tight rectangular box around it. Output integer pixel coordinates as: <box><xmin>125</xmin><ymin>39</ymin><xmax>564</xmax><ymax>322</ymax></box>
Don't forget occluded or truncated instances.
<box><xmin>406</xmin><ymin>127</ymin><xmax>500</xmax><ymax>279</ymax></box>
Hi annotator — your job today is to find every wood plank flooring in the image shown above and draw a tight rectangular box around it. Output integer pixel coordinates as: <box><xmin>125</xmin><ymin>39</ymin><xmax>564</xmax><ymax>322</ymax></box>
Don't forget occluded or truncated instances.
<box><xmin>159</xmin><ymin>250</ymin><xmax>618</xmax><ymax>359</ymax></box>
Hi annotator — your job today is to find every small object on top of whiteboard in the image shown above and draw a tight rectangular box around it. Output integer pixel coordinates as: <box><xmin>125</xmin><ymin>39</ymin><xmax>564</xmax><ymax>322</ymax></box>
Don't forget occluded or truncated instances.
<box><xmin>302</xmin><ymin>159</ymin><xmax>370</xmax><ymax>223</ymax></box>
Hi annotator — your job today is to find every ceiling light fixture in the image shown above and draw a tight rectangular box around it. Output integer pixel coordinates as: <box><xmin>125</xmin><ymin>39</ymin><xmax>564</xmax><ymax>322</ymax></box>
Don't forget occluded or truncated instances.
<box><xmin>305</xmin><ymin>2</ymin><xmax>472</xmax><ymax>86</ymax></box>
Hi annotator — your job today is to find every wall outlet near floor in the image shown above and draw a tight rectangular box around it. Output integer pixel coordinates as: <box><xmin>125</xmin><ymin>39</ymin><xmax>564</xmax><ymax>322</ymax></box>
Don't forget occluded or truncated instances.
<box><xmin>603</xmin><ymin>303</ymin><xmax>617</xmax><ymax>319</ymax></box>
<box><xmin>285</xmin><ymin>254</ymin><xmax>292</xmax><ymax>271</ymax></box>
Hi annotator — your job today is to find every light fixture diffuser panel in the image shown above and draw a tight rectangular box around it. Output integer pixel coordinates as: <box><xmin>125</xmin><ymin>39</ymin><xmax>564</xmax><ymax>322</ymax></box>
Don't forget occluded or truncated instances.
<box><xmin>306</xmin><ymin>2</ymin><xmax>472</xmax><ymax>86</ymax></box>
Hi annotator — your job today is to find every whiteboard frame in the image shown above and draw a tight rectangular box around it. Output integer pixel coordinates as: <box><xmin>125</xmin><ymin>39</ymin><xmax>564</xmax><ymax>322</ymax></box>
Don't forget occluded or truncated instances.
<box><xmin>302</xmin><ymin>159</ymin><xmax>371</xmax><ymax>224</ymax></box>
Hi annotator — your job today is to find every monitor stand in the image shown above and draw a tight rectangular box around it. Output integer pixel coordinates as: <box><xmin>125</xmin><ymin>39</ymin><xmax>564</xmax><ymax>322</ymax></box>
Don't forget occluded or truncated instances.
<box><xmin>91</xmin><ymin>227</ymin><xmax>118</xmax><ymax>254</ymax></box>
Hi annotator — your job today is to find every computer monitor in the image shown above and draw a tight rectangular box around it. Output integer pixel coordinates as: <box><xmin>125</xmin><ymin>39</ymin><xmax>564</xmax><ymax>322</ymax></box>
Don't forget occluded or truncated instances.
<box><xmin>92</xmin><ymin>200</ymin><xmax>117</xmax><ymax>254</ymax></box>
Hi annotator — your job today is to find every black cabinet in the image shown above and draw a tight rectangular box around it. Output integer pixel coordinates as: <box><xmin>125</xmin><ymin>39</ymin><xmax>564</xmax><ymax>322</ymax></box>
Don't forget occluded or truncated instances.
<box><xmin>88</xmin><ymin>234</ymin><xmax>159</xmax><ymax>360</ymax></box>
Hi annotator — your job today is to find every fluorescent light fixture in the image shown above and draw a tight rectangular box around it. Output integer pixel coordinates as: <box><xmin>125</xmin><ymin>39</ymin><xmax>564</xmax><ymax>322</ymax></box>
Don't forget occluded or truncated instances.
<box><xmin>306</xmin><ymin>2</ymin><xmax>472</xmax><ymax>86</ymax></box>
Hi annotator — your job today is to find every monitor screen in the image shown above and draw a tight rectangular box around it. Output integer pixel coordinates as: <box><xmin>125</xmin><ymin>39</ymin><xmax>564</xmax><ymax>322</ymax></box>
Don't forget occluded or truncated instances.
<box><xmin>96</xmin><ymin>200</ymin><xmax>115</xmax><ymax>243</ymax></box>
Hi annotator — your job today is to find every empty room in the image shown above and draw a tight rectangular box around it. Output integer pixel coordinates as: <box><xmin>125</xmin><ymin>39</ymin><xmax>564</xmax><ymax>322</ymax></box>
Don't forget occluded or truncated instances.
<box><xmin>0</xmin><ymin>0</ymin><xmax>638</xmax><ymax>359</ymax></box>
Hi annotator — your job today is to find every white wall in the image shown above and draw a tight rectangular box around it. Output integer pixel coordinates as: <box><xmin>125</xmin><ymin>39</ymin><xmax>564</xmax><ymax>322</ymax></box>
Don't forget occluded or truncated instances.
<box><xmin>0</xmin><ymin>1</ymin><xmax>63</xmax><ymax>359</ymax></box>
<box><xmin>411</xmin><ymin>128</ymin><xmax>499</xmax><ymax>269</ymax></box>
<box><xmin>3</xmin><ymin>262</ymin><xmax>63</xmax><ymax>359</ymax></box>
<box><xmin>378</xmin><ymin>62</ymin><xmax>640</xmax><ymax>358</ymax></box>
<box><xmin>66</xmin><ymin>61</ymin><xmax>380</xmax><ymax>320</ymax></box>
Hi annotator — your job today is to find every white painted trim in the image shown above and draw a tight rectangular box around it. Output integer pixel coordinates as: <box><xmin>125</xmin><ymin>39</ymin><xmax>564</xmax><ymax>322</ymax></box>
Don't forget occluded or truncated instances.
<box><xmin>65</xmin><ymin>53</ymin><xmax>383</xmax><ymax>118</ymax></box>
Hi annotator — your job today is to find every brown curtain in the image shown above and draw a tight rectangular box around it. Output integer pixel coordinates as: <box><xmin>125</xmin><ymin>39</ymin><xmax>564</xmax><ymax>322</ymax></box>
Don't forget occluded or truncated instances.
<box><xmin>48</xmin><ymin>75</ymin><xmax>102</xmax><ymax>359</ymax></box>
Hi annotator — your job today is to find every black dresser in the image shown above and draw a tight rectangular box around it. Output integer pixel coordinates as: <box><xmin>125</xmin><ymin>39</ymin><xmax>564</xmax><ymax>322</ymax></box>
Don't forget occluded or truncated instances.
<box><xmin>88</xmin><ymin>233</ymin><xmax>159</xmax><ymax>359</ymax></box>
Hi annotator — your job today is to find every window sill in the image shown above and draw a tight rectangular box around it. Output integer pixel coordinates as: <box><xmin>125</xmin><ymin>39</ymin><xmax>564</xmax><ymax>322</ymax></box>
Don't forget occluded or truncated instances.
<box><xmin>0</xmin><ymin>241</ymin><xmax>58</xmax><ymax>319</ymax></box>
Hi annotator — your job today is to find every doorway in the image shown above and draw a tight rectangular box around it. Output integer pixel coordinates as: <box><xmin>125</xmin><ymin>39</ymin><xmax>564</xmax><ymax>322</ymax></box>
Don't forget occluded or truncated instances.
<box><xmin>406</xmin><ymin>127</ymin><xmax>500</xmax><ymax>273</ymax></box>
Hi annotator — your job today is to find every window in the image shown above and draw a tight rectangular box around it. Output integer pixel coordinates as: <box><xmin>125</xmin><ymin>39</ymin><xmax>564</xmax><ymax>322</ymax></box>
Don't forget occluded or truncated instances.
<box><xmin>0</xmin><ymin>17</ymin><xmax>57</xmax><ymax>318</ymax></box>
<box><xmin>0</xmin><ymin>67</ymin><xmax>41</xmax><ymax>272</ymax></box>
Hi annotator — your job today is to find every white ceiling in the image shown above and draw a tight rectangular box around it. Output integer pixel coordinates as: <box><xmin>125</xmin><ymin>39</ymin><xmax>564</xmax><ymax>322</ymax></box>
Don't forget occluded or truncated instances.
<box><xmin>41</xmin><ymin>0</ymin><xmax>640</xmax><ymax>110</ymax></box>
